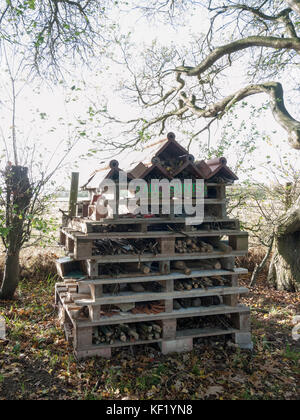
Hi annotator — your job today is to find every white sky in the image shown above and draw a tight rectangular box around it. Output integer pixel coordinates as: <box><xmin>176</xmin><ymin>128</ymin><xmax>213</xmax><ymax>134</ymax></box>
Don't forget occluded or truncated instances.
<box><xmin>0</xmin><ymin>6</ymin><xmax>299</xmax><ymax>189</ymax></box>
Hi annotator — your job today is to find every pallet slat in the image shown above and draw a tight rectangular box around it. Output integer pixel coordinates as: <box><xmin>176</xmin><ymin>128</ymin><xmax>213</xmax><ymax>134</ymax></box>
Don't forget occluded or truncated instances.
<box><xmin>74</xmin><ymin>304</ymin><xmax>250</xmax><ymax>327</ymax></box>
<box><xmin>75</xmin><ymin>268</ymin><xmax>248</xmax><ymax>285</ymax></box>
<box><xmin>74</xmin><ymin>286</ymin><xmax>249</xmax><ymax>306</ymax></box>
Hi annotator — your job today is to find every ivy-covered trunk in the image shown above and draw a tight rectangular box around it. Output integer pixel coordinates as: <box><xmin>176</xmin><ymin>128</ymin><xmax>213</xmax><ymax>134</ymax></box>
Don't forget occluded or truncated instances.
<box><xmin>268</xmin><ymin>196</ymin><xmax>300</xmax><ymax>292</ymax></box>
<box><xmin>0</xmin><ymin>165</ymin><xmax>31</xmax><ymax>300</ymax></box>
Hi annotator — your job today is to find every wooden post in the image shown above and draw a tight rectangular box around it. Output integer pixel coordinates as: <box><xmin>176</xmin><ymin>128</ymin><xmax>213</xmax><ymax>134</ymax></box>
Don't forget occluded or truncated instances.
<box><xmin>69</xmin><ymin>172</ymin><xmax>79</xmax><ymax>218</ymax></box>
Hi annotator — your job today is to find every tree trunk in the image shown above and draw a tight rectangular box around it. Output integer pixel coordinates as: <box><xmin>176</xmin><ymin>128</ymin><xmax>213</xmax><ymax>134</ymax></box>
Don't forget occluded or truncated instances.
<box><xmin>0</xmin><ymin>165</ymin><xmax>31</xmax><ymax>300</ymax></box>
<box><xmin>268</xmin><ymin>196</ymin><xmax>300</xmax><ymax>292</ymax></box>
<box><xmin>0</xmin><ymin>250</ymin><xmax>20</xmax><ymax>300</ymax></box>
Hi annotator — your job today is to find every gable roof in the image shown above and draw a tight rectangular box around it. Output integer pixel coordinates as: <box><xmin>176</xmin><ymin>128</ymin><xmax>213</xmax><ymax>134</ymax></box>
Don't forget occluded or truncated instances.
<box><xmin>81</xmin><ymin>133</ymin><xmax>239</xmax><ymax>189</ymax></box>
<box><xmin>205</xmin><ymin>158</ymin><xmax>238</xmax><ymax>181</ymax></box>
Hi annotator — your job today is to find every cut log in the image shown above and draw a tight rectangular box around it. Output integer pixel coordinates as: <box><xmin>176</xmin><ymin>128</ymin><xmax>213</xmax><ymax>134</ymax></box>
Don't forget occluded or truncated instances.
<box><xmin>173</xmin><ymin>261</ymin><xmax>191</xmax><ymax>275</ymax></box>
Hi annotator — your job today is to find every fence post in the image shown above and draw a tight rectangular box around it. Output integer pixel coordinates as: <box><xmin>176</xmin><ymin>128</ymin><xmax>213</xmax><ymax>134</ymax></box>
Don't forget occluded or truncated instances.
<box><xmin>69</xmin><ymin>172</ymin><xmax>79</xmax><ymax>218</ymax></box>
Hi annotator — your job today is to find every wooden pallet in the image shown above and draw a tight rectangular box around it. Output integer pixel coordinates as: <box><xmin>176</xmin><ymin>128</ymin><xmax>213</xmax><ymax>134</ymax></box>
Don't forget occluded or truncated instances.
<box><xmin>67</xmin><ymin>216</ymin><xmax>240</xmax><ymax>234</ymax></box>
<box><xmin>56</xmin><ymin>179</ymin><xmax>252</xmax><ymax>358</ymax></box>
<box><xmin>55</xmin><ymin>287</ymin><xmax>251</xmax><ymax>358</ymax></box>
<box><xmin>60</xmin><ymin>226</ymin><xmax>248</xmax><ymax>260</ymax></box>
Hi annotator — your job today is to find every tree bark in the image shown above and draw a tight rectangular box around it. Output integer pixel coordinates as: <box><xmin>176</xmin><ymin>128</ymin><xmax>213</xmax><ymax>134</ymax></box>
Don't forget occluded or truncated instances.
<box><xmin>268</xmin><ymin>196</ymin><xmax>300</xmax><ymax>291</ymax></box>
<box><xmin>0</xmin><ymin>250</ymin><xmax>20</xmax><ymax>300</ymax></box>
<box><xmin>0</xmin><ymin>165</ymin><xmax>31</xmax><ymax>300</ymax></box>
<box><xmin>286</xmin><ymin>0</ymin><xmax>300</xmax><ymax>17</ymax></box>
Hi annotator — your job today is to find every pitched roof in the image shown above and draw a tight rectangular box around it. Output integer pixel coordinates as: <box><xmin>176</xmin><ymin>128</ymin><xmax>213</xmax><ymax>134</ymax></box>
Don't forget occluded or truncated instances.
<box><xmin>81</xmin><ymin>133</ymin><xmax>239</xmax><ymax>189</ymax></box>
<box><xmin>205</xmin><ymin>157</ymin><xmax>238</xmax><ymax>181</ymax></box>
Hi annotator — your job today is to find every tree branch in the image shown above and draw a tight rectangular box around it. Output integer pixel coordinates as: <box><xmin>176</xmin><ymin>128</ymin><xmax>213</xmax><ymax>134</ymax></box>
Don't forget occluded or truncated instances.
<box><xmin>277</xmin><ymin>195</ymin><xmax>300</xmax><ymax>237</ymax></box>
<box><xmin>286</xmin><ymin>0</ymin><xmax>300</xmax><ymax>16</ymax></box>
<box><xmin>156</xmin><ymin>82</ymin><xmax>300</xmax><ymax>149</ymax></box>
<box><xmin>175</xmin><ymin>36</ymin><xmax>300</xmax><ymax>77</ymax></box>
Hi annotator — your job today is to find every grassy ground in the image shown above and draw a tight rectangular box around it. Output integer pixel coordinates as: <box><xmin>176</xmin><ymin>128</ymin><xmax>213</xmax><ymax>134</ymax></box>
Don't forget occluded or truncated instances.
<box><xmin>0</xmin><ymin>269</ymin><xmax>299</xmax><ymax>400</ymax></box>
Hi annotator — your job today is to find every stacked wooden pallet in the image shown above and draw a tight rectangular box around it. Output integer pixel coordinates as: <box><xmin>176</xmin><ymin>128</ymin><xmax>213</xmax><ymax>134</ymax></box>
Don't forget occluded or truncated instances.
<box><xmin>56</xmin><ymin>133</ymin><xmax>252</xmax><ymax>359</ymax></box>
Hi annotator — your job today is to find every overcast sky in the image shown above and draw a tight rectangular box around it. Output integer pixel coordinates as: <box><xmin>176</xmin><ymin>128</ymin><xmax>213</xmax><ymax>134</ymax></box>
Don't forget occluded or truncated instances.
<box><xmin>0</xmin><ymin>5</ymin><xmax>298</xmax><ymax>188</ymax></box>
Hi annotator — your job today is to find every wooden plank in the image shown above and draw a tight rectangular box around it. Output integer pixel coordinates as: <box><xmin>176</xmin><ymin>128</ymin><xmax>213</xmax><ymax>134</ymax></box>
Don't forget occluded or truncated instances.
<box><xmin>75</xmin><ymin>304</ymin><xmax>251</xmax><ymax>327</ymax></box>
<box><xmin>62</xmin><ymin>228</ymin><xmax>247</xmax><ymax>241</ymax></box>
<box><xmin>69</xmin><ymin>216</ymin><xmax>240</xmax><ymax>231</ymax></box>
<box><xmin>85</xmin><ymin>250</ymin><xmax>246</xmax><ymax>264</ymax></box>
<box><xmin>74</xmin><ymin>286</ymin><xmax>249</xmax><ymax>306</ymax></box>
<box><xmin>77</xmin><ymin>338</ymin><xmax>163</xmax><ymax>351</ymax></box>
<box><xmin>177</xmin><ymin>327</ymin><xmax>238</xmax><ymax>339</ymax></box>
<box><xmin>76</xmin><ymin>268</ymin><xmax>248</xmax><ymax>286</ymax></box>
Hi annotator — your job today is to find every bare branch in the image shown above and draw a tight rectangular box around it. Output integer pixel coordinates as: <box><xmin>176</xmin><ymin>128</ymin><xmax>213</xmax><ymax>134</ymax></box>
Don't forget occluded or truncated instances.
<box><xmin>175</xmin><ymin>36</ymin><xmax>300</xmax><ymax>77</ymax></box>
<box><xmin>286</xmin><ymin>0</ymin><xmax>300</xmax><ymax>16</ymax></box>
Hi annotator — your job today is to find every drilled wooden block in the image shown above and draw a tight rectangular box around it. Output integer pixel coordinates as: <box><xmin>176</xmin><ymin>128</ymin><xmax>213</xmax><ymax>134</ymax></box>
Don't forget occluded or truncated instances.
<box><xmin>231</xmin><ymin>310</ymin><xmax>251</xmax><ymax>332</ymax></box>
<box><xmin>165</xmin><ymin>299</ymin><xmax>173</xmax><ymax>313</ymax></box>
<box><xmin>162</xmin><ymin>319</ymin><xmax>177</xmax><ymax>340</ymax></box>
<box><xmin>223</xmin><ymin>294</ymin><xmax>238</xmax><ymax>307</ymax></box>
<box><xmin>75</xmin><ymin>240</ymin><xmax>93</xmax><ymax>259</ymax></box>
<box><xmin>229</xmin><ymin>234</ymin><xmax>249</xmax><ymax>251</ymax></box>
<box><xmin>74</xmin><ymin>326</ymin><xmax>93</xmax><ymax>348</ymax></box>
<box><xmin>160</xmin><ymin>238</ymin><xmax>175</xmax><ymax>255</ymax></box>
<box><xmin>160</xmin><ymin>338</ymin><xmax>193</xmax><ymax>355</ymax></box>
<box><xmin>231</xmin><ymin>274</ymin><xmax>239</xmax><ymax>287</ymax></box>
